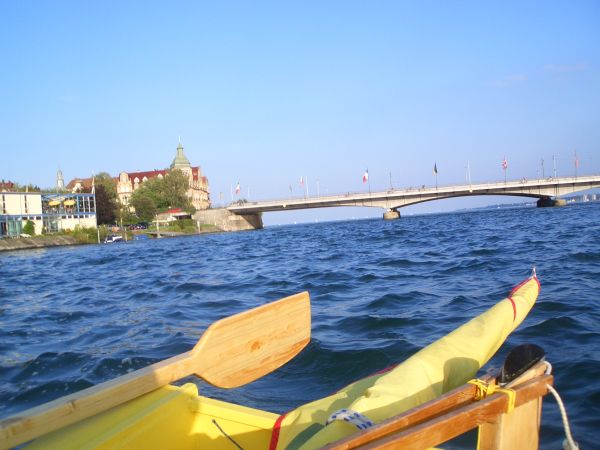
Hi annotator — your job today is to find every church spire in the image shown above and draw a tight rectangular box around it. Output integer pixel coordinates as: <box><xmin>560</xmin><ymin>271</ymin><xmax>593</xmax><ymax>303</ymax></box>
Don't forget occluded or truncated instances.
<box><xmin>56</xmin><ymin>168</ymin><xmax>64</xmax><ymax>191</ymax></box>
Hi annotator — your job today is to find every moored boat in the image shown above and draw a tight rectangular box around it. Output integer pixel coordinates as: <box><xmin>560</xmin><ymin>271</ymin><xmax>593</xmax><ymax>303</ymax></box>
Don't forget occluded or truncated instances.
<box><xmin>1</xmin><ymin>274</ymin><xmax>569</xmax><ymax>450</ymax></box>
<box><xmin>103</xmin><ymin>235</ymin><xmax>123</xmax><ymax>243</ymax></box>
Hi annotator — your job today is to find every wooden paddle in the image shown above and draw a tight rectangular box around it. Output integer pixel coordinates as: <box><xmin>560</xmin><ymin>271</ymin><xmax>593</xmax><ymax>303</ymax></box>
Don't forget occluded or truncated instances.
<box><xmin>0</xmin><ymin>291</ymin><xmax>311</xmax><ymax>449</ymax></box>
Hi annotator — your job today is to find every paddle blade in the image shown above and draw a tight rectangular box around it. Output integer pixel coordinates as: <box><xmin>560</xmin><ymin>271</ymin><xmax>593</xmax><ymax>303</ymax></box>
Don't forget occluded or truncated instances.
<box><xmin>192</xmin><ymin>291</ymin><xmax>311</xmax><ymax>388</ymax></box>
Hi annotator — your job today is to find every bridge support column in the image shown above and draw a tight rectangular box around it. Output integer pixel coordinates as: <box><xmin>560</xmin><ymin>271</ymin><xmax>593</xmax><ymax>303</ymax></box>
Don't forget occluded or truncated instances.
<box><xmin>536</xmin><ymin>197</ymin><xmax>567</xmax><ymax>208</ymax></box>
<box><xmin>383</xmin><ymin>209</ymin><xmax>401</xmax><ymax>220</ymax></box>
<box><xmin>193</xmin><ymin>209</ymin><xmax>263</xmax><ymax>231</ymax></box>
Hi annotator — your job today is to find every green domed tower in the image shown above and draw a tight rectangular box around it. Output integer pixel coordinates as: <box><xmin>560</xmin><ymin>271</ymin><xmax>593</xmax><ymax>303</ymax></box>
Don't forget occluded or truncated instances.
<box><xmin>170</xmin><ymin>143</ymin><xmax>191</xmax><ymax>171</ymax></box>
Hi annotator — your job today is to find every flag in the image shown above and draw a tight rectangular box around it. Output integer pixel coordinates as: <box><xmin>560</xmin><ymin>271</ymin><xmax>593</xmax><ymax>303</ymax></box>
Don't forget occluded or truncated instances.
<box><xmin>299</xmin><ymin>176</ymin><xmax>304</xmax><ymax>186</ymax></box>
<box><xmin>235</xmin><ymin>182</ymin><xmax>240</xmax><ymax>195</ymax></box>
<box><xmin>574</xmin><ymin>153</ymin><xmax>579</xmax><ymax>168</ymax></box>
<box><xmin>363</xmin><ymin>169</ymin><xmax>369</xmax><ymax>183</ymax></box>
<box><xmin>502</xmin><ymin>157</ymin><xmax>508</xmax><ymax>170</ymax></box>
<box><xmin>433</xmin><ymin>163</ymin><xmax>438</xmax><ymax>175</ymax></box>
<box><xmin>91</xmin><ymin>176</ymin><xmax>95</xmax><ymax>195</ymax></box>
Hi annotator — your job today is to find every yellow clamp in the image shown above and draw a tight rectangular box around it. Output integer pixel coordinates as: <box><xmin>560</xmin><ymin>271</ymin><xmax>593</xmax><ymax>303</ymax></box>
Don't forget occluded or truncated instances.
<box><xmin>468</xmin><ymin>379</ymin><xmax>516</xmax><ymax>414</ymax></box>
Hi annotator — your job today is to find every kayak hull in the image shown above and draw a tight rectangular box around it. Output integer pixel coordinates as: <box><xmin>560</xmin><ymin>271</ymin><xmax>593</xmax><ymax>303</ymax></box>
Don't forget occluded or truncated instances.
<box><xmin>25</xmin><ymin>383</ymin><xmax>277</xmax><ymax>450</ymax></box>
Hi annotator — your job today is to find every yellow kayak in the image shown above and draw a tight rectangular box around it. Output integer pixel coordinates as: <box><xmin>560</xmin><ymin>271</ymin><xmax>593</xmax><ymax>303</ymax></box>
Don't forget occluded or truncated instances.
<box><xmin>3</xmin><ymin>276</ymin><xmax>540</xmax><ymax>450</ymax></box>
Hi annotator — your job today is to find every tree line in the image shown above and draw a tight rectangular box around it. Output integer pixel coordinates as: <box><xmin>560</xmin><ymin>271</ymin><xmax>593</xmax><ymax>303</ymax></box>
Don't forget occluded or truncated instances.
<box><xmin>87</xmin><ymin>170</ymin><xmax>195</xmax><ymax>225</ymax></box>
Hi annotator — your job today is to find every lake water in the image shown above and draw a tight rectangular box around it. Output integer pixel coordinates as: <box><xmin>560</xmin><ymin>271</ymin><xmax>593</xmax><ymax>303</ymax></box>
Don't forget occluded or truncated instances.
<box><xmin>1</xmin><ymin>202</ymin><xmax>599</xmax><ymax>449</ymax></box>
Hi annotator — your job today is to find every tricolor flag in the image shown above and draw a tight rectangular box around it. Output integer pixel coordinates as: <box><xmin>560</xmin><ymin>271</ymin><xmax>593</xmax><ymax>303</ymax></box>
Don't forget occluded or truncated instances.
<box><xmin>299</xmin><ymin>176</ymin><xmax>304</xmax><ymax>186</ymax></box>
<box><xmin>502</xmin><ymin>157</ymin><xmax>508</xmax><ymax>170</ymax></box>
<box><xmin>433</xmin><ymin>163</ymin><xmax>438</xmax><ymax>175</ymax></box>
<box><xmin>235</xmin><ymin>182</ymin><xmax>240</xmax><ymax>195</ymax></box>
<box><xmin>363</xmin><ymin>169</ymin><xmax>369</xmax><ymax>183</ymax></box>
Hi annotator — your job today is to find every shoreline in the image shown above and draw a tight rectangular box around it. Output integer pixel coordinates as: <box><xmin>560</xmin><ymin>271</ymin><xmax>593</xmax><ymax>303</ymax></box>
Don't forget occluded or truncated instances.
<box><xmin>0</xmin><ymin>235</ymin><xmax>85</xmax><ymax>252</ymax></box>
<box><xmin>0</xmin><ymin>228</ymin><xmax>228</xmax><ymax>253</ymax></box>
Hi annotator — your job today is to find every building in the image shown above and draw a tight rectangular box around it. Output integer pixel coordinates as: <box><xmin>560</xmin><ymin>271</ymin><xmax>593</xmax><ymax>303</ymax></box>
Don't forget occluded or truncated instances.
<box><xmin>66</xmin><ymin>177</ymin><xmax>94</xmax><ymax>193</ymax></box>
<box><xmin>0</xmin><ymin>192</ymin><xmax>97</xmax><ymax>237</ymax></box>
<box><xmin>116</xmin><ymin>143</ymin><xmax>210</xmax><ymax>211</ymax></box>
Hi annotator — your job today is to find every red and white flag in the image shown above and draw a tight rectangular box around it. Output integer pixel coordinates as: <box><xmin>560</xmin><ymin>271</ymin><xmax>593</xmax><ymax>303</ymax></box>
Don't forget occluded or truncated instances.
<box><xmin>502</xmin><ymin>157</ymin><xmax>508</xmax><ymax>170</ymax></box>
<box><xmin>575</xmin><ymin>153</ymin><xmax>579</xmax><ymax>168</ymax></box>
<box><xmin>235</xmin><ymin>182</ymin><xmax>240</xmax><ymax>195</ymax></box>
<box><xmin>363</xmin><ymin>169</ymin><xmax>369</xmax><ymax>183</ymax></box>
<box><xmin>299</xmin><ymin>176</ymin><xmax>304</xmax><ymax>186</ymax></box>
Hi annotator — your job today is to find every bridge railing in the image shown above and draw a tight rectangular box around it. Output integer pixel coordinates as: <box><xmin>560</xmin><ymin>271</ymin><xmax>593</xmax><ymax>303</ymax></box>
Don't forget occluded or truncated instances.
<box><xmin>224</xmin><ymin>174</ymin><xmax>600</xmax><ymax>208</ymax></box>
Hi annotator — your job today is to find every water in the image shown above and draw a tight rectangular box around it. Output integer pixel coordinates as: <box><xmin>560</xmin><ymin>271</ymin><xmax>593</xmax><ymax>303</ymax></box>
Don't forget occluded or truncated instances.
<box><xmin>1</xmin><ymin>202</ymin><xmax>599</xmax><ymax>449</ymax></box>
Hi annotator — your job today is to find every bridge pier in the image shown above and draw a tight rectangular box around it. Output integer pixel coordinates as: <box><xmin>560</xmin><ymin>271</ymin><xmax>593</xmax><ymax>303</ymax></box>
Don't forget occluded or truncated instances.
<box><xmin>383</xmin><ymin>209</ymin><xmax>401</xmax><ymax>220</ymax></box>
<box><xmin>537</xmin><ymin>197</ymin><xmax>567</xmax><ymax>208</ymax></box>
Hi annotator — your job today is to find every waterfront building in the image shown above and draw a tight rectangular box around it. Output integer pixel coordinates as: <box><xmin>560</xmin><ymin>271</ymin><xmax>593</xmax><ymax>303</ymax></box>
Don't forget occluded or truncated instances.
<box><xmin>0</xmin><ymin>192</ymin><xmax>97</xmax><ymax>237</ymax></box>
<box><xmin>65</xmin><ymin>143</ymin><xmax>210</xmax><ymax>213</ymax></box>
<box><xmin>116</xmin><ymin>143</ymin><xmax>210</xmax><ymax>211</ymax></box>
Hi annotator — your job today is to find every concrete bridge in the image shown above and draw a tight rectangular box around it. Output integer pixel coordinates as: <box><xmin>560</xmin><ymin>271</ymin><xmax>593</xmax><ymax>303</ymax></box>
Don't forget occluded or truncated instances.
<box><xmin>227</xmin><ymin>174</ymin><xmax>600</xmax><ymax>221</ymax></box>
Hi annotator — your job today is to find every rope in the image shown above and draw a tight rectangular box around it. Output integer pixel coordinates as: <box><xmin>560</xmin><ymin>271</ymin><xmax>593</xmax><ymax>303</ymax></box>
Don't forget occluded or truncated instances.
<box><xmin>544</xmin><ymin>362</ymin><xmax>579</xmax><ymax>450</ymax></box>
<box><xmin>545</xmin><ymin>384</ymin><xmax>579</xmax><ymax>450</ymax></box>
<box><xmin>212</xmin><ymin>419</ymin><xmax>245</xmax><ymax>450</ymax></box>
<box><xmin>468</xmin><ymin>379</ymin><xmax>516</xmax><ymax>413</ymax></box>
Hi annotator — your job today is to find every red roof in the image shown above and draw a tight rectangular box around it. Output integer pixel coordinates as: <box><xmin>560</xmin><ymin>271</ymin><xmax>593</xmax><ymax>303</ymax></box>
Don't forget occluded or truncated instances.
<box><xmin>127</xmin><ymin>169</ymin><xmax>169</xmax><ymax>181</ymax></box>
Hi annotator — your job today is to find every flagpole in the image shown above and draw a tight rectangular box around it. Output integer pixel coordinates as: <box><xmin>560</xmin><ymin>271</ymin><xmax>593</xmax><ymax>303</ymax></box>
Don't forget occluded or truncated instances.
<box><xmin>541</xmin><ymin>159</ymin><xmax>545</xmax><ymax>179</ymax></box>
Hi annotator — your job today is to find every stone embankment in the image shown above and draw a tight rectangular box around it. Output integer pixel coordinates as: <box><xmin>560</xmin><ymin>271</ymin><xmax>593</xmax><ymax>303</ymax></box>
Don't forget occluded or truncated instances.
<box><xmin>0</xmin><ymin>236</ymin><xmax>82</xmax><ymax>252</ymax></box>
<box><xmin>193</xmin><ymin>208</ymin><xmax>263</xmax><ymax>231</ymax></box>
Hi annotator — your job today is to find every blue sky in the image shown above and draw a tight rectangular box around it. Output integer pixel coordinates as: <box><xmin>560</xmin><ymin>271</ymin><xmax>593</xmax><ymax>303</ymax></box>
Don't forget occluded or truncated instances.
<box><xmin>1</xmin><ymin>1</ymin><xmax>599</xmax><ymax>224</ymax></box>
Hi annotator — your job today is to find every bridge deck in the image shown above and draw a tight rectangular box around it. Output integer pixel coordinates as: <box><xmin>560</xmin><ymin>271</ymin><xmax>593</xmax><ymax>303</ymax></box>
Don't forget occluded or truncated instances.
<box><xmin>227</xmin><ymin>175</ymin><xmax>600</xmax><ymax>214</ymax></box>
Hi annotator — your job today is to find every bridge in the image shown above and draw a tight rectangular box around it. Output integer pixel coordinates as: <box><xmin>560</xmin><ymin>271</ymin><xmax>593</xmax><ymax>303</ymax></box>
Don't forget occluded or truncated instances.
<box><xmin>227</xmin><ymin>174</ymin><xmax>600</xmax><ymax>220</ymax></box>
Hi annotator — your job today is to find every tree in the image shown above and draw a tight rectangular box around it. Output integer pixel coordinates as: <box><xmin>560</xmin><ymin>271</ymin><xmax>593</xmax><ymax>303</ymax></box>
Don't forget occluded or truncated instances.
<box><xmin>95</xmin><ymin>172</ymin><xmax>117</xmax><ymax>203</ymax></box>
<box><xmin>163</xmin><ymin>170</ymin><xmax>194</xmax><ymax>212</ymax></box>
<box><xmin>130</xmin><ymin>193</ymin><xmax>157</xmax><ymax>222</ymax></box>
<box><xmin>95</xmin><ymin>184</ymin><xmax>116</xmax><ymax>224</ymax></box>
<box><xmin>23</xmin><ymin>220</ymin><xmax>35</xmax><ymax>235</ymax></box>
<box><xmin>129</xmin><ymin>170</ymin><xmax>193</xmax><ymax>216</ymax></box>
